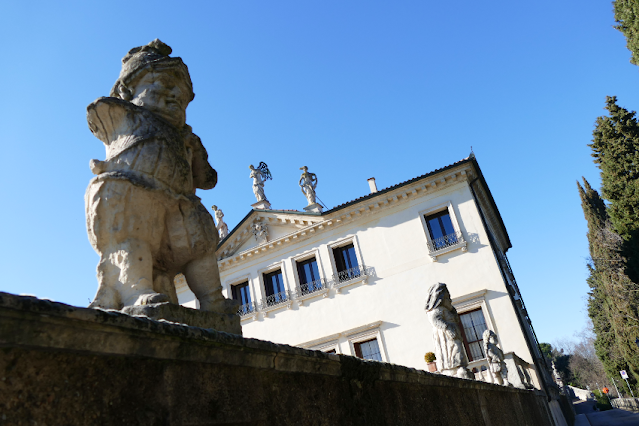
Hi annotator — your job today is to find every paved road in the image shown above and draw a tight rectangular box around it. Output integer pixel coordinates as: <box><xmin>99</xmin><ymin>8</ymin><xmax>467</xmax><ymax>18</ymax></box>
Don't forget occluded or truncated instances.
<box><xmin>573</xmin><ymin>400</ymin><xmax>639</xmax><ymax>426</ymax></box>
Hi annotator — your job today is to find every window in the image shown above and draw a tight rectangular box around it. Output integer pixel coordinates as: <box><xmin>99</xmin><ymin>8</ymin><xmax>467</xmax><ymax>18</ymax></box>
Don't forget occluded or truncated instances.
<box><xmin>354</xmin><ymin>338</ymin><xmax>382</xmax><ymax>362</ymax></box>
<box><xmin>324</xmin><ymin>349</ymin><xmax>336</xmax><ymax>354</ymax></box>
<box><xmin>424</xmin><ymin>210</ymin><xmax>458</xmax><ymax>250</ymax></box>
<box><xmin>263</xmin><ymin>269</ymin><xmax>287</xmax><ymax>306</ymax></box>
<box><xmin>296</xmin><ymin>257</ymin><xmax>323</xmax><ymax>294</ymax></box>
<box><xmin>333</xmin><ymin>243</ymin><xmax>360</xmax><ymax>282</ymax></box>
<box><xmin>459</xmin><ymin>309</ymin><xmax>488</xmax><ymax>361</ymax></box>
<box><xmin>231</xmin><ymin>281</ymin><xmax>252</xmax><ymax>314</ymax></box>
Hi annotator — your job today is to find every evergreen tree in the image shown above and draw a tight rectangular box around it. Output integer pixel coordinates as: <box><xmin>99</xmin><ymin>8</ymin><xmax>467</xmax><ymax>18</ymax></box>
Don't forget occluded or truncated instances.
<box><xmin>578</xmin><ymin>178</ymin><xmax>639</xmax><ymax>392</ymax></box>
<box><xmin>590</xmin><ymin>97</ymin><xmax>639</xmax><ymax>268</ymax></box>
<box><xmin>615</xmin><ymin>0</ymin><xmax>639</xmax><ymax>66</ymax></box>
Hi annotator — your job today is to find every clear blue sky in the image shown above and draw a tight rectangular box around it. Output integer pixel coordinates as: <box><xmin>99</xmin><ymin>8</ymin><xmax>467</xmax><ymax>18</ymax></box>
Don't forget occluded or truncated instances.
<box><xmin>1</xmin><ymin>0</ymin><xmax>636</xmax><ymax>345</ymax></box>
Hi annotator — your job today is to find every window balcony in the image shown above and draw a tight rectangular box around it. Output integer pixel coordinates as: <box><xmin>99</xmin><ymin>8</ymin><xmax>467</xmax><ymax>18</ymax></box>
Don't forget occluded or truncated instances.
<box><xmin>331</xmin><ymin>265</ymin><xmax>373</xmax><ymax>292</ymax></box>
<box><xmin>427</xmin><ymin>231</ymin><xmax>467</xmax><ymax>261</ymax></box>
<box><xmin>298</xmin><ymin>278</ymin><xmax>328</xmax><ymax>296</ymax></box>
<box><xmin>236</xmin><ymin>302</ymin><xmax>255</xmax><ymax>317</ymax></box>
<box><xmin>260</xmin><ymin>291</ymin><xmax>289</xmax><ymax>310</ymax></box>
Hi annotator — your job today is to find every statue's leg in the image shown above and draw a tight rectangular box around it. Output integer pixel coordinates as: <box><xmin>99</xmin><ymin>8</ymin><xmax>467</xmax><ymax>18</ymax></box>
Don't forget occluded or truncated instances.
<box><xmin>109</xmin><ymin>238</ymin><xmax>169</xmax><ymax>307</ymax></box>
<box><xmin>153</xmin><ymin>269</ymin><xmax>178</xmax><ymax>304</ymax></box>
<box><xmin>183</xmin><ymin>252</ymin><xmax>230</xmax><ymax>312</ymax></box>
<box><xmin>89</xmin><ymin>254</ymin><xmax>122</xmax><ymax>310</ymax></box>
<box><xmin>87</xmin><ymin>179</ymin><xmax>170</xmax><ymax>308</ymax></box>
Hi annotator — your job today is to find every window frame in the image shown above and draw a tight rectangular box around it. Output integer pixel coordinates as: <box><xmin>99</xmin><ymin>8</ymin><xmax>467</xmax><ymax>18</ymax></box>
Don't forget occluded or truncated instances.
<box><xmin>224</xmin><ymin>273</ymin><xmax>256</xmax><ymax>321</ymax></box>
<box><xmin>327</xmin><ymin>237</ymin><xmax>369</xmax><ymax>292</ymax></box>
<box><xmin>291</xmin><ymin>249</ymin><xmax>329</xmax><ymax>302</ymax></box>
<box><xmin>458</xmin><ymin>308</ymin><xmax>488</xmax><ymax>362</ymax></box>
<box><xmin>297</xmin><ymin>321</ymin><xmax>386</xmax><ymax>361</ymax></box>
<box><xmin>452</xmin><ymin>289</ymin><xmax>497</xmax><ymax>366</ymax></box>
<box><xmin>353</xmin><ymin>338</ymin><xmax>384</xmax><ymax>362</ymax></box>
<box><xmin>346</xmin><ymin>322</ymin><xmax>388</xmax><ymax>363</ymax></box>
<box><xmin>256</xmin><ymin>262</ymin><xmax>291</xmax><ymax>312</ymax></box>
<box><xmin>419</xmin><ymin>201</ymin><xmax>467</xmax><ymax>261</ymax></box>
<box><xmin>230</xmin><ymin>280</ymin><xmax>252</xmax><ymax>305</ymax></box>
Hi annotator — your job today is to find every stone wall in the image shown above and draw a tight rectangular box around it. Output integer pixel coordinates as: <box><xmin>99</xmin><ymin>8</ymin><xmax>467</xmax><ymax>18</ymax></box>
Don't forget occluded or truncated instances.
<box><xmin>0</xmin><ymin>292</ymin><xmax>557</xmax><ymax>426</ymax></box>
<box><xmin>612</xmin><ymin>397</ymin><xmax>639</xmax><ymax>412</ymax></box>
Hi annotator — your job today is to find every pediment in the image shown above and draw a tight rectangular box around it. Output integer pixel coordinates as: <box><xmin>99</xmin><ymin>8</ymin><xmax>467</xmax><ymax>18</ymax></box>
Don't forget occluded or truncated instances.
<box><xmin>218</xmin><ymin>210</ymin><xmax>324</xmax><ymax>258</ymax></box>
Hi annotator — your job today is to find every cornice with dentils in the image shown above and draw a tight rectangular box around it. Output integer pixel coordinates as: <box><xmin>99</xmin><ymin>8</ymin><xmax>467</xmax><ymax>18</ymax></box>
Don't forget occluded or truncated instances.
<box><xmin>217</xmin><ymin>162</ymin><xmax>476</xmax><ymax>271</ymax></box>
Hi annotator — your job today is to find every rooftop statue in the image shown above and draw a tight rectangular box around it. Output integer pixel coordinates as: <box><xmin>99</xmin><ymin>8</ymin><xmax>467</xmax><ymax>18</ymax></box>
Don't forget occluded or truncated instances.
<box><xmin>212</xmin><ymin>205</ymin><xmax>229</xmax><ymax>239</ymax></box>
<box><xmin>85</xmin><ymin>39</ymin><xmax>230</xmax><ymax>313</ymax></box>
<box><xmin>425</xmin><ymin>283</ymin><xmax>473</xmax><ymax>379</ymax></box>
<box><xmin>299</xmin><ymin>166</ymin><xmax>318</xmax><ymax>206</ymax></box>
<box><xmin>249</xmin><ymin>162</ymin><xmax>272</xmax><ymax>209</ymax></box>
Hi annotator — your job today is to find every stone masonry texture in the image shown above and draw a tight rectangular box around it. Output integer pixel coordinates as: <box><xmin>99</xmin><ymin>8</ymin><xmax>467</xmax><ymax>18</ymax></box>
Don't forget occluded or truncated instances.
<box><xmin>0</xmin><ymin>292</ymin><xmax>555</xmax><ymax>426</ymax></box>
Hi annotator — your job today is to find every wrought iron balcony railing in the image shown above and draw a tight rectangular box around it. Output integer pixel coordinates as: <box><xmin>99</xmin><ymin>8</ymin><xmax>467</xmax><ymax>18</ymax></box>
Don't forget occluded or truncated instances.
<box><xmin>427</xmin><ymin>231</ymin><xmax>465</xmax><ymax>253</ymax></box>
<box><xmin>261</xmin><ymin>291</ymin><xmax>289</xmax><ymax>308</ymax></box>
<box><xmin>333</xmin><ymin>265</ymin><xmax>372</xmax><ymax>285</ymax></box>
<box><xmin>298</xmin><ymin>278</ymin><xmax>328</xmax><ymax>296</ymax></box>
<box><xmin>237</xmin><ymin>302</ymin><xmax>255</xmax><ymax>317</ymax></box>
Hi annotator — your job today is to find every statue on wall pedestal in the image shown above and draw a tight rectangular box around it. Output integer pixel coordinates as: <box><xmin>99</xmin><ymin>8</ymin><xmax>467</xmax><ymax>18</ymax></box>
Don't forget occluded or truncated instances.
<box><xmin>425</xmin><ymin>283</ymin><xmax>473</xmax><ymax>379</ymax></box>
<box><xmin>212</xmin><ymin>205</ymin><xmax>229</xmax><ymax>239</ymax></box>
<box><xmin>85</xmin><ymin>39</ymin><xmax>231</xmax><ymax>314</ymax></box>
<box><xmin>483</xmin><ymin>329</ymin><xmax>511</xmax><ymax>386</ymax></box>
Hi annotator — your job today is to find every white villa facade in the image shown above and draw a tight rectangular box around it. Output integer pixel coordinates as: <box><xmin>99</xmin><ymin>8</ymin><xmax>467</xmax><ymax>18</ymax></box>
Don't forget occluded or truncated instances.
<box><xmin>177</xmin><ymin>155</ymin><xmax>551</xmax><ymax>392</ymax></box>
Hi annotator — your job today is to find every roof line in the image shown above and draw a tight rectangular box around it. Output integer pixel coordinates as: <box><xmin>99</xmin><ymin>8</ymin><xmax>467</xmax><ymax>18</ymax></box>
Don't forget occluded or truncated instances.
<box><xmin>217</xmin><ymin>208</ymin><xmax>322</xmax><ymax>247</ymax></box>
<box><xmin>217</xmin><ymin>155</ymin><xmax>511</xmax><ymax>252</ymax></box>
<box><xmin>321</xmin><ymin>156</ymin><xmax>473</xmax><ymax>214</ymax></box>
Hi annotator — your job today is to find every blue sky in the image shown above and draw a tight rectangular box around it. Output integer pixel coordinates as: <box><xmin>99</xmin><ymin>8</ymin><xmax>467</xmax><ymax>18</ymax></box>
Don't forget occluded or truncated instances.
<box><xmin>1</xmin><ymin>0</ymin><xmax>637</xmax><ymax>345</ymax></box>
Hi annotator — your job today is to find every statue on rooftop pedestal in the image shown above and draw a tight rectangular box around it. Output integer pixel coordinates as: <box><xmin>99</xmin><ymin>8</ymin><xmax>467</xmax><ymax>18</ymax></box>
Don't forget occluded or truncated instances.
<box><xmin>85</xmin><ymin>39</ymin><xmax>232</xmax><ymax>316</ymax></box>
<box><xmin>425</xmin><ymin>283</ymin><xmax>473</xmax><ymax>379</ymax></box>
<box><xmin>299</xmin><ymin>166</ymin><xmax>318</xmax><ymax>206</ymax></box>
<box><xmin>212</xmin><ymin>205</ymin><xmax>229</xmax><ymax>239</ymax></box>
<box><xmin>249</xmin><ymin>162</ymin><xmax>272</xmax><ymax>209</ymax></box>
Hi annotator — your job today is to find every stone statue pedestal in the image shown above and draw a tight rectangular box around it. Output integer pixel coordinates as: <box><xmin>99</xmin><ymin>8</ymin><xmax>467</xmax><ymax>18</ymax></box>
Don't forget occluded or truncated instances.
<box><xmin>304</xmin><ymin>203</ymin><xmax>323</xmax><ymax>213</ymax></box>
<box><xmin>122</xmin><ymin>301</ymin><xmax>241</xmax><ymax>334</ymax></box>
<box><xmin>252</xmin><ymin>200</ymin><xmax>272</xmax><ymax>210</ymax></box>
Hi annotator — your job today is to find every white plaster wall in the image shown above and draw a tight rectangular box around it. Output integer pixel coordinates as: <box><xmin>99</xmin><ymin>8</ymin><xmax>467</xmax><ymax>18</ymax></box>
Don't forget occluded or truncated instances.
<box><xmin>181</xmin><ymin>180</ymin><xmax>537</xmax><ymax>384</ymax></box>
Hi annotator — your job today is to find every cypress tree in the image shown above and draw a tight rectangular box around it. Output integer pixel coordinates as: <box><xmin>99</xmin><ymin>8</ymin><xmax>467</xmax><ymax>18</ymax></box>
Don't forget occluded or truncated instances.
<box><xmin>578</xmin><ymin>178</ymin><xmax>639</xmax><ymax>391</ymax></box>
<box><xmin>590</xmin><ymin>97</ymin><xmax>639</xmax><ymax>288</ymax></box>
<box><xmin>614</xmin><ymin>0</ymin><xmax>639</xmax><ymax>66</ymax></box>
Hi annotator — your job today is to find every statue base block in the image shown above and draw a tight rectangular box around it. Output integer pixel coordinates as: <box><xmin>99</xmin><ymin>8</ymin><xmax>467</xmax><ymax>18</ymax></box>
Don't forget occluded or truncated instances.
<box><xmin>303</xmin><ymin>203</ymin><xmax>323</xmax><ymax>213</ymax></box>
<box><xmin>251</xmin><ymin>200</ymin><xmax>272</xmax><ymax>210</ymax></box>
<box><xmin>122</xmin><ymin>302</ymin><xmax>242</xmax><ymax>335</ymax></box>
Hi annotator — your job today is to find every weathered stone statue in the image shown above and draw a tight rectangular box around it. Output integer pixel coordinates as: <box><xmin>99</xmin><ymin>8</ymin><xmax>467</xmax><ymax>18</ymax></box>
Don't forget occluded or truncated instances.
<box><xmin>212</xmin><ymin>205</ymin><xmax>229</xmax><ymax>239</ymax></box>
<box><xmin>299</xmin><ymin>166</ymin><xmax>318</xmax><ymax>205</ymax></box>
<box><xmin>424</xmin><ymin>283</ymin><xmax>472</xmax><ymax>379</ymax></box>
<box><xmin>551</xmin><ymin>361</ymin><xmax>564</xmax><ymax>389</ymax></box>
<box><xmin>85</xmin><ymin>39</ymin><xmax>229</xmax><ymax>314</ymax></box>
<box><xmin>483</xmin><ymin>329</ymin><xmax>510</xmax><ymax>386</ymax></box>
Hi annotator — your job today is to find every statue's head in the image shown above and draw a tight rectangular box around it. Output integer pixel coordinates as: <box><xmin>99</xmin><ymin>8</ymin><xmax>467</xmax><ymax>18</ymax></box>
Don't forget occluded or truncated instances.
<box><xmin>110</xmin><ymin>39</ymin><xmax>194</xmax><ymax>128</ymax></box>
<box><xmin>300</xmin><ymin>166</ymin><xmax>308</xmax><ymax>172</ymax></box>
<box><xmin>482</xmin><ymin>329</ymin><xmax>497</xmax><ymax>345</ymax></box>
<box><xmin>212</xmin><ymin>205</ymin><xmax>218</xmax><ymax>211</ymax></box>
<box><xmin>249</xmin><ymin>165</ymin><xmax>255</xmax><ymax>170</ymax></box>
<box><xmin>424</xmin><ymin>282</ymin><xmax>451</xmax><ymax>312</ymax></box>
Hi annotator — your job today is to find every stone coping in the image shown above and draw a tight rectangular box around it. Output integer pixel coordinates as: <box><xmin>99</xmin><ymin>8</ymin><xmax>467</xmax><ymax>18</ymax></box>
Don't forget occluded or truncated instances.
<box><xmin>0</xmin><ymin>291</ymin><xmax>542</xmax><ymax>394</ymax></box>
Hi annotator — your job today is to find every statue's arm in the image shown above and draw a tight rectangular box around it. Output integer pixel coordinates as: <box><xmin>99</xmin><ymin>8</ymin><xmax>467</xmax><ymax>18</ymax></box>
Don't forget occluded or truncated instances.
<box><xmin>429</xmin><ymin>309</ymin><xmax>454</xmax><ymax>333</ymax></box>
<box><xmin>189</xmin><ymin>133</ymin><xmax>217</xmax><ymax>190</ymax></box>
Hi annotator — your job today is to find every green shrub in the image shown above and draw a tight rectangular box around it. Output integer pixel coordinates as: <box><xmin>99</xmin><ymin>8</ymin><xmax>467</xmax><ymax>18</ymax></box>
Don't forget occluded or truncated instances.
<box><xmin>424</xmin><ymin>352</ymin><xmax>436</xmax><ymax>363</ymax></box>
